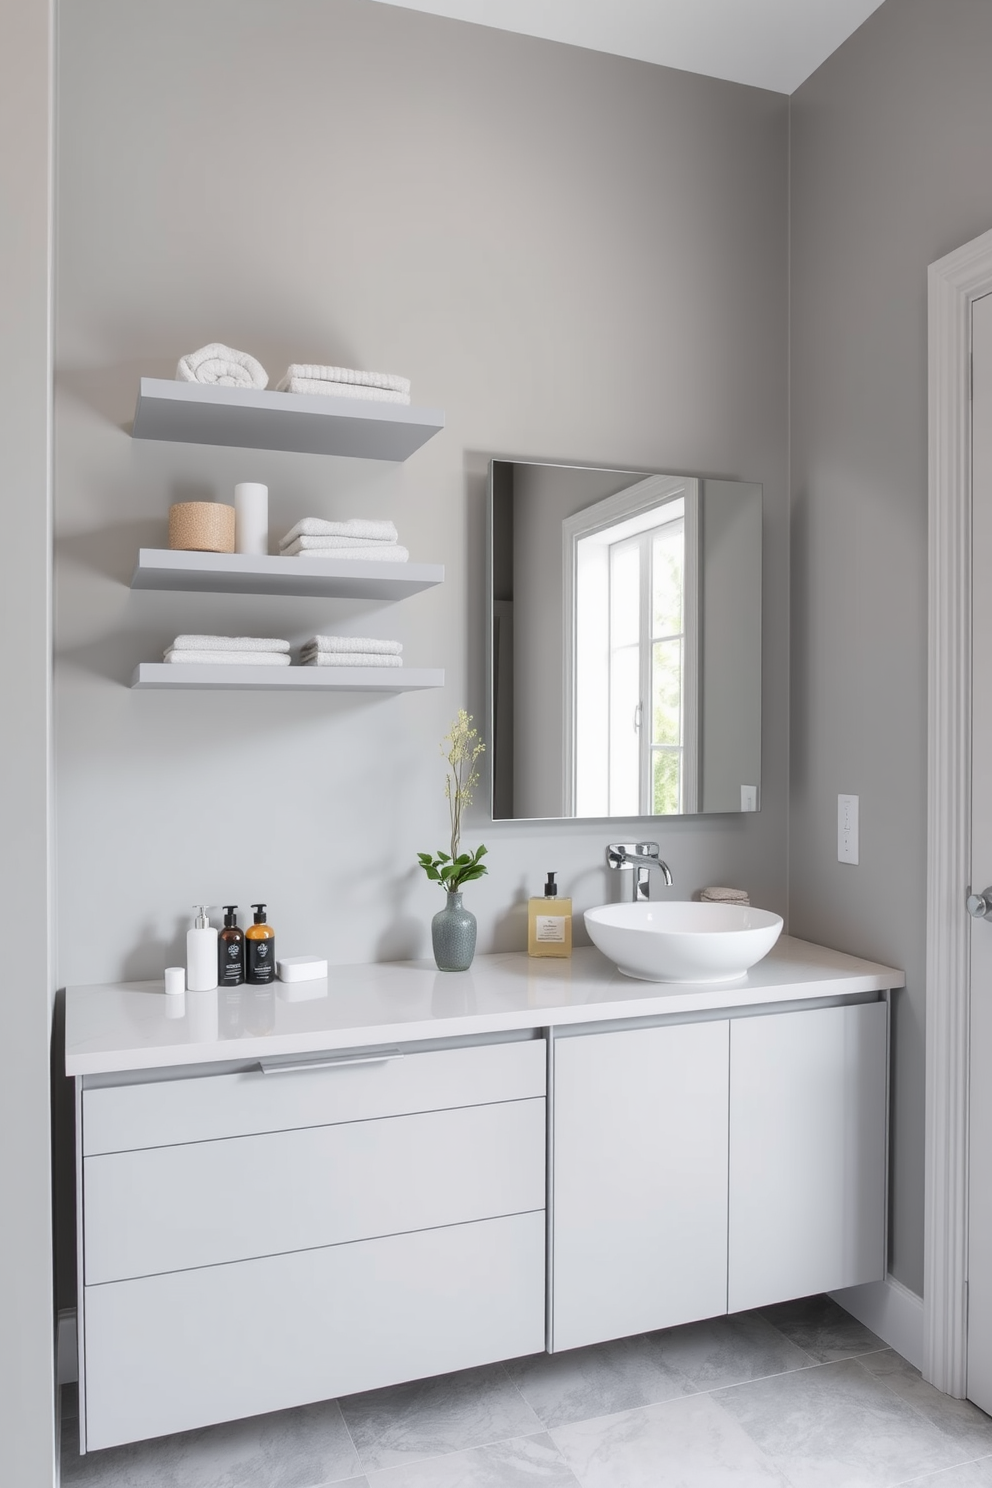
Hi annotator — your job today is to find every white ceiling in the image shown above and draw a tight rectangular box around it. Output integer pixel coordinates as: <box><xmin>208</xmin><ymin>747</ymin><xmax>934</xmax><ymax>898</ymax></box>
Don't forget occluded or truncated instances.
<box><xmin>369</xmin><ymin>0</ymin><xmax>886</xmax><ymax>94</ymax></box>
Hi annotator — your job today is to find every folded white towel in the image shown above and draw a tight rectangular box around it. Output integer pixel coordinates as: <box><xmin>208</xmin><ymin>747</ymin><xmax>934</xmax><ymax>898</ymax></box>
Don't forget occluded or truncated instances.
<box><xmin>700</xmin><ymin>886</ymin><xmax>750</xmax><ymax>905</ymax></box>
<box><xmin>302</xmin><ymin>636</ymin><xmax>403</xmax><ymax>656</ymax></box>
<box><xmin>301</xmin><ymin>652</ymin><xmax>404</xmax><ymax>668</ymax></box>
<box><xmin>278</xmin><ymin>364</ymin><xmax>410</xmax><ymax>395</ymax></box>
<box><xmin>176</xmin><ymin>343</ymin><xmax>268</xmax><ymax>390</ymax></box>
<box><xmin>164</xmin><ymin>649</ymin><xmax>291</xmax><ymax>666</ymax></box>
<box><xmin>171</xmin><ymin>635</ymin><xmax>290</xmax><ymax>653</ymax></box>
<box><xmin>279</xmin><ymin>518</ymin><xmax>399</xmax><ymax>548</ymax></box>
<box><xmin>279</xmin><ymin>377</ymin><xmax>410</xmax><ymax>405</ymax></box>
<box><xmin>282</xmin><ymin>540</ymin><xmax>410</xmax><ymax>562</ymax></box>
<box><xmin>280</xmin><ymin>534</ymin><xmax>395</xmax><ymax>551</ymax></box>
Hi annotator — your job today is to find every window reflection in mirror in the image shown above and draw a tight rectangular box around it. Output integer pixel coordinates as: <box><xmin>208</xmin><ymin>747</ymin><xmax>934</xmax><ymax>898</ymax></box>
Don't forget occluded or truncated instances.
<box><xmin>489</xmin><ymin>461</ymin><xmax>761</xmax><ymax>823</ymax></box>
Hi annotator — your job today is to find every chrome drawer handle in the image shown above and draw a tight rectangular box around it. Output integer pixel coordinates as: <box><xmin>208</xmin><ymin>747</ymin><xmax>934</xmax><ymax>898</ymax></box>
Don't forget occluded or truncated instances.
<box><xmin>258</xmin><ymin>1049</ymin><xmax>403</xmax><ymax>1075</ymax></box>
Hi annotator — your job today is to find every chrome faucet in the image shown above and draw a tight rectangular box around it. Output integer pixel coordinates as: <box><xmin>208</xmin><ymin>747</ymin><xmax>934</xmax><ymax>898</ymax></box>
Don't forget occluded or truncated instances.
<box><xmin>607</xmin><ymin>842</ymin><xmax>674</xmax><ymax>901</ymax></box>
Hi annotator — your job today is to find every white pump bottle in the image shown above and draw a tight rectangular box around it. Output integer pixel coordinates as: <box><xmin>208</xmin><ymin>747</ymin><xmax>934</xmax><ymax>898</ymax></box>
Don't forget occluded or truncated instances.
<box><xmin>186</xmin><ymin>905</ymin><xmax>218</xmax><ymax>992</ymax></box>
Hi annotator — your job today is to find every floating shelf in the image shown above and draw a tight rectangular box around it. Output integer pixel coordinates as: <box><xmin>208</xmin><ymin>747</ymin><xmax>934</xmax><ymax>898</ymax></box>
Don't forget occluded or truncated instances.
<box><xmin>131</xmin><ymin>379</ymin><xmax>444</xmax><ymax>460</ymax></box>
<box><xmin>130</xmin><ymin>548</ymin><xmax>444</xmax><ymax>600</ymax></box>
<box><xmin>131</xmin><ymin>664</ymin><xmax>444</xmax><ymax>692</ymax></box>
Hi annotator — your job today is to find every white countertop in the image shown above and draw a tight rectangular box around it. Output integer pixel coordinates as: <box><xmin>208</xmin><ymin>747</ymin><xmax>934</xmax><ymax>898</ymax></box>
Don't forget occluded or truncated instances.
<box><xmin>63</xmin><ymin>938</ymin><xmax>905</xmax><ymax>1077</ymax></box>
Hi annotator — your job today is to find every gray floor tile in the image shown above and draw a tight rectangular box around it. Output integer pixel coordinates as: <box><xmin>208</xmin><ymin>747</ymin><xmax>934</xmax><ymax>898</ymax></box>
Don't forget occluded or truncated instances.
<box><xmin>340</xmin><ymin>1364</ymin><xmax>543</xmax><ymax>1473</ymax></box>
<box><xmin>505</xmin><ymin>1334</ymin><xmax>696</xmax><ymax>1428</ymax></box>
<box><xmin>716</xmin><ymin>1357</ymin><xmax>972</xmax><ymax>1487</ymax></box>
<box><xmin>366</xmin><ymin>1432</ymin><xmax>580</xmax><ymax>1487</ymax></box>
<box><xmin>760</xmin><ymin>1294</ymin><xmax>885</xmax><ymax>1363</ymax></box>
<box><xmin>60</xmin><ymin>1399</ymin><xmax>362</xmax><ymax>1488</ymax></box>
<box><xmin>645</xmin><ymin>1310</ymin><xmax>814</xmax><ymax>1390</ymax></box>
<box><xmin>551</xmin><ymin>1392</ymin><xmax>791</xmax><ymax>1487</ymax></box>
<box><xmin>898</xmin><ymin>1460</ymin><xmax>992</xmax><ymax>1486</ymax></box>
<box><xmin>861</xmin><ymin>1351</ymin><xmax>992</xmax><ymax>1460</ymax></box>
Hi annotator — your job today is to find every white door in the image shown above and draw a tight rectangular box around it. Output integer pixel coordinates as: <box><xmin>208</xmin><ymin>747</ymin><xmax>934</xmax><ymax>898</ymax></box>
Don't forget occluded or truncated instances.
<box><xmin>551</xmin><ymin>1020</ymin><xmax>729</xmax><ymax>1352</ymax></box>
<box><xmin>967</xmin><ymin>289</ymin><xmax>992</xmax><ymax>1412</ymax></box>
<box><xmin>728</xmin><ymin>1003</ymin><xmax>887</xmax><ymax>1313</ymax></box>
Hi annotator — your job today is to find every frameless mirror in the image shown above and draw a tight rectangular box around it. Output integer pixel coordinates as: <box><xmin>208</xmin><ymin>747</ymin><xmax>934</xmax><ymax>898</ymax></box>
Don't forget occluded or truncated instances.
<box><xmin>489</xmin><ymin>461</ymin><xmax>761</xmax><ymax>821</ymax></box>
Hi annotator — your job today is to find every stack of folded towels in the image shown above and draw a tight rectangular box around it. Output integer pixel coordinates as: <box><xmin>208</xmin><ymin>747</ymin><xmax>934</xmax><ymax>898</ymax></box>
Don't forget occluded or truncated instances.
<box><xmin>279</xmin><ymin>518</ymin><xmax>409</xmax><ymax>563</ymax></box>
<box><xmin>276</xmin><ymin>364</ymin><xmax>411</xmax><ymax>405</ymax></box>
<box><xmin>163</xmin><ymin>635</ymin><xmax>291</xmax><ymax>666</ymax></box>
<box><xmin>699</xmin><ymin>886</ymin><xmax>751</xmax><ymax>907</ymax></box>
<box><xmin>300</xmin><ymin>636</ymin><xmax>403</xmax><ymax>669</ymax></box>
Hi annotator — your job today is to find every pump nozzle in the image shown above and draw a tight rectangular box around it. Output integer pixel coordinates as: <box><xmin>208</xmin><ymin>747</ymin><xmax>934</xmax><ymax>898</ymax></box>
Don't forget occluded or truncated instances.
<box><xmin>192</xmin><ymin>904</ymin><xmax>210</xmax><ymax>929</ymax></box>
<box><xmin>252</xmin><ymin>903</ymin><xmax>267</xmax><ymax>924</ymax></box>
<box><xmin>545</xmin><ymin>873</ymin><xmax>558</xmax><ymax>898</ymax></box>
<box><xmin>223</xmin><ymin>905</ymin><xmax>239</xmax><ymax>927</ymax></box>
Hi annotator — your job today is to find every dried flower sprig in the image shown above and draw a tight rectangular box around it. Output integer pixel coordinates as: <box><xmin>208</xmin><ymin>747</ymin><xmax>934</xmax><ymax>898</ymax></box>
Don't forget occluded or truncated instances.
<box><xmin>417</xmin><ymin>710</ymin><xmax>489</xmax><ymax>893</ymax></box>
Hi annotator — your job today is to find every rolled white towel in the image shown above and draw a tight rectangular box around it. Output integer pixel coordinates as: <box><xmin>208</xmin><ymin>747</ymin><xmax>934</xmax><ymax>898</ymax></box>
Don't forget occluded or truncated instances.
<box><xmin>301</xmin><ymin>652</ymin><xmax>404</xmax><ymax>668</ymax></box>
<box><xmin>176</xmin><ymin>343</ymin><xmax>268</xmax><ymax>390</ymax></box>
<box><xmin>171</xmin><ymin>635</ymin><xmax>290</xmax><ymax>653</ymax></box>
<box><xmin>283</xmin><ymin>540</ymin><xmax>409</xmax><ymax>562</ymax></box>
<box><xmin>277</xmin><ymin>364</ymin><xmax>410</xmax><ymax>395</ymax></box>
<box><xmin>164</xmin><ymin>649</ymin><xmax>291</xmax><ymax>666</ymax></box>
<box><xmin>279</xmin><ymin>377</ymin><xmax>410</xmax><ymax>405</ymax></box>
<box><xmin>279</xmin><ymin>518</ymin><xmax>398</xmax><ymax>548</ymax></box>
<box><xmin>302</xmin><ymin>636</ymin><xmax>403</xmax><ymax>656</ymax></box>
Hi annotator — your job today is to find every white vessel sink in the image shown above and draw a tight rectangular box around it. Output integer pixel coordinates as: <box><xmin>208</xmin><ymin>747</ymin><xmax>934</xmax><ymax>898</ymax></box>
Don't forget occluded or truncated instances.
<box><xmin>584</xmin><ymin>901</ymin><xmax>784</xmax><ymax>984</ymax></box>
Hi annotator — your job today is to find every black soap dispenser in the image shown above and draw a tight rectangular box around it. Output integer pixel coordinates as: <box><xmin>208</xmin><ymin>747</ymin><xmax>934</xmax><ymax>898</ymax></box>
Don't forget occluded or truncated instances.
<box><xmin>246</xmin><ymin>903</ymin><xmax>275</xmax><ymax>985</ymax></box>
<box><xmin>218</xmin><ymin>905</ymin><xmax>245</xmax><ymax>987</ymax></box>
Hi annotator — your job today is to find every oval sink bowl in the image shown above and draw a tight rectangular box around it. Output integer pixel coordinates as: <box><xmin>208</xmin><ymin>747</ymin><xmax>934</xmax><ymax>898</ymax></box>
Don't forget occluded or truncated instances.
<box><xmin>584</xmin><ymin>901</ymin><xmax>784</xmax><ymax>984</ymax></box>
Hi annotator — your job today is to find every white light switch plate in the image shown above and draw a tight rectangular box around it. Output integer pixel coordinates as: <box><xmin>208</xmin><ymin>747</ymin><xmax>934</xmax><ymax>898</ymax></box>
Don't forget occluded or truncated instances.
<box><xmin>838</xmin><ymin>794</ymin><xmax>859</xmax><ymax>864</ymax></box>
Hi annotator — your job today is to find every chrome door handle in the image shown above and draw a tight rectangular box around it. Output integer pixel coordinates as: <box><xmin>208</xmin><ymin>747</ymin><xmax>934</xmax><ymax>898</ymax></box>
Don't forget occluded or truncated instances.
<box><xmin>258</xmin><ymin>1049</ymin><xmax>403</xmax><ymax>1074</ymax></box>
<box><xmin>967</xmin><ymin>889</ymin><xmax>992</xmax><ymax>920</ymax></box>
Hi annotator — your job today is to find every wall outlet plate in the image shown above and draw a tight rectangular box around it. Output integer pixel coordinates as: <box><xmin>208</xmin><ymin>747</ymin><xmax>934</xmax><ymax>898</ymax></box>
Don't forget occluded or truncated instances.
<box><xmin>838</xmin><ymin>794</ymin><xmax>859</xmax><ymax>864</ymax></box>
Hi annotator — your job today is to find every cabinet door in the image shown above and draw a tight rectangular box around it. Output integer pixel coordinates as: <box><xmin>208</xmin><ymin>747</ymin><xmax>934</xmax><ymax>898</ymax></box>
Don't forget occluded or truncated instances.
<box><xmin>728</xmin><ymin>1001</ymin><xmax>887</xmax><ymax>1313</ymax></box>
<box><xmin>552</xmin><ymin>1021</ymin><xmax>729</xmax><ymax>1352</ymax></box>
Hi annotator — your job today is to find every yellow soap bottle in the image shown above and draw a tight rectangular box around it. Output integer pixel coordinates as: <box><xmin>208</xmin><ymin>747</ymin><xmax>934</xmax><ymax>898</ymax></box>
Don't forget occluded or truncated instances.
<box><xmin>528</xmin><ymin>873</ymin><xmax>572</xmax><ymax>958</ymax></box>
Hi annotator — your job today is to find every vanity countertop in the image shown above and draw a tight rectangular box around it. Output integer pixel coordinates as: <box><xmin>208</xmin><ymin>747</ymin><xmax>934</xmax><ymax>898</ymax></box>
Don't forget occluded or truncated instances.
<box><xmin>63</xmin><ymin>937</ymin><xmax>904</xmax><ymax>1077</ymax></box>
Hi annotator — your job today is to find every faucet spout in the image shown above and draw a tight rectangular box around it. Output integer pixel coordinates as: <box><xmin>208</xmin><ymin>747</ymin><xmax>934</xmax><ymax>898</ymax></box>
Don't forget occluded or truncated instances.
<box><xmin>606</xmin><ymin>842</ymin><xmax>674</xmax><ymax>901</ymax></box>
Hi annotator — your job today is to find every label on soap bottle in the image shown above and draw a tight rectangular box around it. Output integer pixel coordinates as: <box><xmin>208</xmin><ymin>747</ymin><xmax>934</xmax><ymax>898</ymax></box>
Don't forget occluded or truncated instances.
<box><xmin>536</xmin><ymin>915</ymin><xmax>566</xmax><ymax>943</ymax></box>
<box><xmin>247</xmin><ymin>938</ymin><xmax>275</xmax><ymax>985</ymax></box>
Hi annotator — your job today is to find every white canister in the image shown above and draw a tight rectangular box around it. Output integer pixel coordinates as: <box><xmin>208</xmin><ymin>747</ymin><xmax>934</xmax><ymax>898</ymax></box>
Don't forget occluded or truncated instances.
<box><xmin>234</xmin><ymin>482</ymin><xmax>269</xmax><ymax>556</ymax></box>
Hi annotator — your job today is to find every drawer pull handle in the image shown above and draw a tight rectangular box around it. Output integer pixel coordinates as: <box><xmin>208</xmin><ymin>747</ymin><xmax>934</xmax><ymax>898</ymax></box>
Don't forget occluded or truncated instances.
<box><xmin>258</xmin><ymin>1049</ymin><xmax>403</xmax><ymax>1075</ymax></box>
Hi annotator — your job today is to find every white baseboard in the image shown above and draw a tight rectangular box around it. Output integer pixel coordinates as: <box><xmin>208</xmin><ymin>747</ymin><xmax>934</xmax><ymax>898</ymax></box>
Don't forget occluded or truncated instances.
<box><xmin>830</xmin><ymin>1274</ymin><xmax>924</xmax><ymax>1371</ymax></box>
<box><xmin>57</xmin><ymin>1308</ymin><xmax>78</xmax><ymax>1386</ymax></box>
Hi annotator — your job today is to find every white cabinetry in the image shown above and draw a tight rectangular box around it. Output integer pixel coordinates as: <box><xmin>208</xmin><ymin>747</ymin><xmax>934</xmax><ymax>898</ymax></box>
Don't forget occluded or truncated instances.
<box><xmin>552</xmin><ymin>1021</ymin><xmax>730</xmax><ymax>1351</ymax></box>
<box><xmin>728</xmin><ymin>1002</ymin><xmax>887</xmax><ymax>1311</ymax></box>
<box><xmin>80</xmin><ymin>1037</ymin><xmax>546</xmax><ymax>1451</ymax></box>
<box><xmin>551</xmin><ymin>1000</ymin><xmax>887</xmax><ymax>1352</ymax></box>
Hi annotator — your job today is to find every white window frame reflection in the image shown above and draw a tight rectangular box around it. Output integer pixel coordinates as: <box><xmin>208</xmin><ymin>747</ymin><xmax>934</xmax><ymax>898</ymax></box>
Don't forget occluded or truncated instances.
<box><xmin>562</xmin><ymin>474</ymin><xmax>699</xmax><ymax>817</ymax></box>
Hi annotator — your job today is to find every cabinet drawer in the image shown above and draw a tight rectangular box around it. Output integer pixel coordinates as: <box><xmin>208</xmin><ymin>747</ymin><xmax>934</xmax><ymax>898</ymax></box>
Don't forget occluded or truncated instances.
<box><xmin>85</xmin><ymin>1096</ymin><xmax>545</xmax><ymax>1283</ymax></box>
<box><xmin>83</xmin><ymin>1036</ymin><xmax>545</xmax><ymax>1155</ymax></box>
<box><xmin>84</xmin><ymin>1210</ymin><xmax>546</xmax><ymax>1451</ymax></box>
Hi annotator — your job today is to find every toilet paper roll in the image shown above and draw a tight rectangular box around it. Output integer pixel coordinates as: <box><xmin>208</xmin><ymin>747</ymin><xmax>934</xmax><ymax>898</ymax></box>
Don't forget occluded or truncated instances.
<box><xmin>235</xmin><ymin>483</ymin><xmax>269</xmax><ymax>556</ymax></box>
<box><xmin>169</xmin><ymin>501</ymin><xmax>235</xmax><ymax>553</ymax></box>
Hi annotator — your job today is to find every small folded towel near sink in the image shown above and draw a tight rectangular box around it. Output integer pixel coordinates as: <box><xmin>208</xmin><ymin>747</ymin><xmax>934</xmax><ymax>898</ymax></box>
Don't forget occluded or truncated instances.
<box><xmin>700</xmin><ymin>886</ymin><xmax>750</xmax><ymax>906</ymax></box>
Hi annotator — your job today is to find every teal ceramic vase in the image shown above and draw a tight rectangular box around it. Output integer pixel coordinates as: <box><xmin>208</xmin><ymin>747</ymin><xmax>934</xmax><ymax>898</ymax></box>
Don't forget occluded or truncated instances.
<box><xmin>432</xmin><ymin>891</ymin><xmax>477</xmax><ymax>972</ymax></box>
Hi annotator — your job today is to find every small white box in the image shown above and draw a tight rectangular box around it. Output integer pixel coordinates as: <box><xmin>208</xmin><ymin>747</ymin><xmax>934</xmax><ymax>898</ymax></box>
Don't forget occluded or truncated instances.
<box><xmin>277</xmin><ymin>955</ymin><xmax>328</xmax><ymax>983</ymax></box>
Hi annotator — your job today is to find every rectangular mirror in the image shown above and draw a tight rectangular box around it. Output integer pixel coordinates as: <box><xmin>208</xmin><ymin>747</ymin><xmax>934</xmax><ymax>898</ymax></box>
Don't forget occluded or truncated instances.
<box><xmin>489</xmin><ymin>460</ymin><xmax>761</xmax><ymax>822</ymax></box>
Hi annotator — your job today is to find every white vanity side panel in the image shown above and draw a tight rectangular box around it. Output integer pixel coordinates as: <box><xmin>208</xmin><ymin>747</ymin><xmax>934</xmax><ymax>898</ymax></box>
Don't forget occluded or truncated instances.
<box><xmin>84</xmin><ymin>1210</ymin><xmax>546</xmax><ymax>1451</ymax></box>
<box><xmin>552</xmin><ymin>1020</ymin><xmax>730</xmax><ymax>1352</ymax></box>
<box><xmin>728</xmin><ymin>1001</ymin><xmax>887</xmax><ymax>1312</ymax></box>
<box><xmin>82</xmin><ymin>1037</ymin><xmax>545</xmax><ymax>1154</ymax></box>
<box><xmin>84</xmin><ymin>1097</ymin><xmax>546</xmax><ymax>1283</ymax></box>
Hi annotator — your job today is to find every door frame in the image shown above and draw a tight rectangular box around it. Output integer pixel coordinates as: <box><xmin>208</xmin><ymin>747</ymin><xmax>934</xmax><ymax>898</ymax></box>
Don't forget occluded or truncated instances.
<box><xmin>925</xmin><ymin>226</ymin><xmax>992</xmax><ymax>1395</ymax></box>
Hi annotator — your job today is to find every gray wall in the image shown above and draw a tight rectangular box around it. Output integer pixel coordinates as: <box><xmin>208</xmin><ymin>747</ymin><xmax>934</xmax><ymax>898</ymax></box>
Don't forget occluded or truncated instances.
<box><xmin>55</xmin><ymin>0</ymin><xmax>790</xmax><ymax>1025</ymax></box>
<box><xmin>789</xmin><ymin>0</ymin><xmax>992</xmax><ymax>1295</ymax></box>
<box><xmin>0</xmin><ymin>1</ymin><xmax>56</xmax><ymax>1483</ymax></box>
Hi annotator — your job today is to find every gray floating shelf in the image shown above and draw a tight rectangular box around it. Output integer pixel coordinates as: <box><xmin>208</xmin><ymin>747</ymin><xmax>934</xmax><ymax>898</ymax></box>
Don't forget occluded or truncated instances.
<box><xmin>131</xmin><ymin>664</ymin><xmax>444</xmax><ymax>693</ymax></box>
<box><xmin>131</xmin><ymin>548</ymin><xmax>444</xmax><ymax>600</ymax></box>
<box><xmin>131</xmin><ymin>378</ymin><xmax>444</xmax><ymax>460</ymax></box>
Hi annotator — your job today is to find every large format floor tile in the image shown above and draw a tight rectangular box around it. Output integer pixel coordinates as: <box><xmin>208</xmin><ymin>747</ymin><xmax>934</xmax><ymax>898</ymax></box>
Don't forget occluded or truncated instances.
<box><xmin>505</xmin><ymin>1334</ymin><xmax>696</xmax><ymax>1429</ymax></box>
<box><xmin>339</xmin><ymin>1364</ymin><xmax>543</xmax><ymax>1473</ymax></box>
<box><xmin>60</xmin><ymin>1399</ymin><xmax>362</xmax><ymax>1488</ymax></box>
<box><xmin>551</xmin><ymin>1391</ymin><xmax>791</xmax><ymax>1487</ymax></box>
<box><xmin>715</xmin><ymin>1356</ymin><xmax>973</xmax><ymax>1488</ymax></box>
<box><xmin>646</xmin><ymin>1310</ymin><xmax>815</xmax><ymax>1391</ymax></box>
<box><xmin>365</xmin><ymin>1432</ymin><xmax>580</xmax><ymax>1487</ymax></box>
<box><xmin>901</xmin><ymin>1461</ymin><xmax>992</xmax><ymax>1487</ymax></box>
<box><xmin>860</xmin><ymin>1351</ymin><xmax>992</xmax><ymax>1461</ymax></box>
<box><xmin>759</xmin><ymin>1295</ymin><xmax>885</xmax><ymax>1364</ymax></box>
